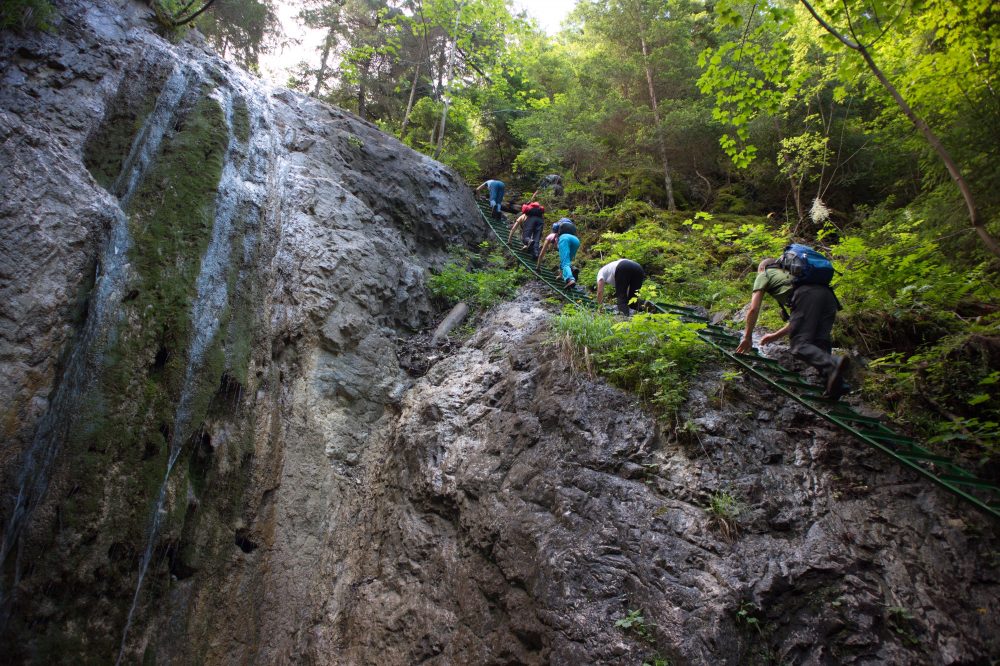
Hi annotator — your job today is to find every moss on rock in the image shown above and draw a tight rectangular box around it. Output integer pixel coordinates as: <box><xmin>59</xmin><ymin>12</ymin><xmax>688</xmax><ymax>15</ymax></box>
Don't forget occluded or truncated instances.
<box><xmin>83</xmin><ymin>61</ymin><xmax>172</xmax><ymax>191</ymax></box>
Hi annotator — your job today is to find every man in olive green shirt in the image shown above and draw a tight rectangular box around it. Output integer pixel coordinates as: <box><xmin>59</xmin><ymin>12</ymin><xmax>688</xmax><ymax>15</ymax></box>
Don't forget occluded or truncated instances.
<box><xmin>735</xmin><ymin>258</ymin><xmax>849</xmax><ymax>398</ymax></box>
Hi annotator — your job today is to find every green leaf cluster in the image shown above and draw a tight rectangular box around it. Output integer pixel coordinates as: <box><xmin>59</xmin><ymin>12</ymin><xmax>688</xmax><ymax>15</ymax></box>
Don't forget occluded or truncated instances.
<box><xmin>427</xmin><ymin>244</ymin><xmax>525</xmax><ymax>312</ymax></box>
<box><xmin>554</xmin><ymin>307</ymin><xmax>710</xmax><ymax>416</ymax></box>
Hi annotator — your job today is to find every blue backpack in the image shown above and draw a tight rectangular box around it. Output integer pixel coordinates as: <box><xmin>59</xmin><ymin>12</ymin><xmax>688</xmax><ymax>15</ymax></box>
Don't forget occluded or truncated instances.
<box><xmin>778</xmin><ymin>243</ymin><xmax>834</xmax><ymax>286</ymax></box>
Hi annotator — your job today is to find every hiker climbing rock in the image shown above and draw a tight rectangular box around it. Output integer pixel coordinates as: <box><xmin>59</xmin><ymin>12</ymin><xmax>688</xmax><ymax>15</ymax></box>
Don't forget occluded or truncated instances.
<box><xmin>508</xmin><ymin>199</ymin><xmax>545</xmax><ymax>259</ymax></box>
<box><xmin>476</xmin><ymin>178</ymin><xmax>506</xmax><ymax>220</ymax></box>
<box><xmin>537</xmin><ymin>218</ymin><xmax>580</xmax><ymax>288</ymax></box>
<box><xmin>596</xmin><ymin>259</ymin><xmax>645</xmax><ymax>315</ymax></box>
<box><xmin>535</xmin><ymin>173</ymin><xmax>564</xmax><ymax>197</ymax></box>
<box><xmin>735</xmin><ymin>248</ymin><xmax>849</xmax><ymax>399</ymax></box>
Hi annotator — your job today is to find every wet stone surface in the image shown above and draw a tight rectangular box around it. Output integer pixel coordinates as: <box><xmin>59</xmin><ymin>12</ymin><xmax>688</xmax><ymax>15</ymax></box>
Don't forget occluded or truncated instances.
<box><xmin>0</xmin><ymin>0</ymin><xmax>997</xmax><ymax>662</ymax></box>
<box><xmin>325</xmin><ymin>287</ymin><xmax>1000</xmax><ymax>665</ymax></box>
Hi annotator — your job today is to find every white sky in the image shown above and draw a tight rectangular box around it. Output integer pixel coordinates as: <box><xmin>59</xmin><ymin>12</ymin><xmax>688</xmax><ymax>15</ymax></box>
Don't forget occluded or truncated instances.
<box><xmin>259</xmin><ymin>0</ymin><xmax>578</xmax><ymax>86</ymax></box>
<box><xmin>512</xmin><ymin>0</ymin><xmax>578</xmax><ymax>34</ymax></box>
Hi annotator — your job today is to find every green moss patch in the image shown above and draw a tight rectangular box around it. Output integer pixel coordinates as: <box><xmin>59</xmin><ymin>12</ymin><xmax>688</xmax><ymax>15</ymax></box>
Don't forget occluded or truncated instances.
<box><xmin>83</xmin><ymin>61</ymin><xmax>172</xmax><ymax>191</ymax></box>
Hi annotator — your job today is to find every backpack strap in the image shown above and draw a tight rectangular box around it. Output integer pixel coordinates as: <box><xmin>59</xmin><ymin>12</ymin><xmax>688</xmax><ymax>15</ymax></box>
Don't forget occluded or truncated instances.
<box><xmin>778</xmin><ymin>301</ymin><xmax>791</xmax><ymax>322</ymax></box>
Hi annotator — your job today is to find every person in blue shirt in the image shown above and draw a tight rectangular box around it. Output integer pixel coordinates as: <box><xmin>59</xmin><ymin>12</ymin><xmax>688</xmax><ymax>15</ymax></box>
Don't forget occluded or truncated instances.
<box><xmin>476</xmin><ymin>179</ymin><xmax>506</xmax><ymax>220</ymax></box>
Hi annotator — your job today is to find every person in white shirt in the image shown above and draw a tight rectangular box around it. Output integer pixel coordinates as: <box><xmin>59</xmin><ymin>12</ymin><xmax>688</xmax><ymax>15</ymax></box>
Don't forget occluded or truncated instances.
<box><xmin>596</xmin><ymin>259</ymin><xmax>644</xmax><ymax>315</ymax></box>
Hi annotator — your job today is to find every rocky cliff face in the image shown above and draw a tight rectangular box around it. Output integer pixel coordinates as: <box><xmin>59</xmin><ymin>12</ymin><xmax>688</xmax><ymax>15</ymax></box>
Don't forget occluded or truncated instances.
<box><xmin>303</xmin><ymin>288</ymin><xmax>1000</xmax><ymax>665</ymax></box>
<box><xmin>0</xmin><ymin>1</ymin><xmax>480</xmax><ymax>660</ymax></box>
<box><xmin>1</xmin><ymin>1</ymin><xmax>998</xmax><ymax>664</ymax></box>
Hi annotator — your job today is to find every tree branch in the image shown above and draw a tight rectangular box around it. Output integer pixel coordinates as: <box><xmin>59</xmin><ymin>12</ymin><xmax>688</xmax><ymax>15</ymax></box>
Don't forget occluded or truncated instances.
<box><xmin>799</xmin><ymin>0</ymin><xmax>1000</xmax><ymax>258</ymax></box>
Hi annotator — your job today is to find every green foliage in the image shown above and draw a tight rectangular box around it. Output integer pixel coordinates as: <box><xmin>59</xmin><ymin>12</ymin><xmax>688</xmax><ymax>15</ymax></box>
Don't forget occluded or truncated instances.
<box><xmin>708</xmin><ymin>490</ymin><xmax>743</xmax><ymax>519</ymax></box>
<box><xmin>886</xmin><ymin>606</ymin><xmax>921</xmax><ymax>647</ymax></box>
<box><xmin>0</xmin><ymin>0</ymin><xmax>55</xmax><ymax>31</ymax></box>
<box><xmin>400</xmin><ymin>96</ymin><xmax>480</xmax><ymax>180</ymax></box>
<box><xmin>195</xmin><ymin>0</ymin><xmax>280</xmax><ymax>70</ymax></box>
<box><xmin>585</xmin><ymin>205</ymin><xmax>780</xmax><ymax>317</ymax></box>
<box><xmin>698</xmin><ymin>1</ymin><xmax>797</xmax><ymax>168</ymax></box>
<box><xmin>865</xmin><ymin>335</ymin><xmax>1000</xmax><ymax>462</ymax></box>
<box><xmin>735</xmin><ymin>601</ymin><xmax>764</xmax><ymax>636</ymax></box>
<box><xmin>832</xmin><ymin>211</ymin><xmax>986</xmax><ymax>316</ymax></box>
<box><xmin>551</xmin><ymin>304</ymin><xmax>615</xmax><ymax>350</ymax></box>
<box><xmin>428</xmin><ymin>244</ymin><xmax>525</xmax><ymax>311</ymax></box>
<box><xmin>554</xmin><ymin>307</ymin><xmax>710</xmax><ymax>416</ymax></box>
<box><xmin>615</xmin><ymin>608</ymin><xmax>654</xmax><ymax>641</ymax></box>
<box><xmin>707</xmin><ymin>489</ymin><xmax>744</xmax><ymax>540</ymax></box>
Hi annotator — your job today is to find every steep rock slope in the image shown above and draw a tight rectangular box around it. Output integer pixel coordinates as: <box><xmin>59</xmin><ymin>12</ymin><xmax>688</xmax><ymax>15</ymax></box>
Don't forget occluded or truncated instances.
<box><xmin>0</xmin><ymin>0</ymin><xmax>481</xmax><ymax>660</ymax></box>
<box><xmin>0</xmin><ymin>0</ymin><xmax>997</xmax><ymax>663</ymax></box>
<box><xmin>332</xmin><ymin>288</ymin><xmax>999</xmax><ymax>665</ymax></box>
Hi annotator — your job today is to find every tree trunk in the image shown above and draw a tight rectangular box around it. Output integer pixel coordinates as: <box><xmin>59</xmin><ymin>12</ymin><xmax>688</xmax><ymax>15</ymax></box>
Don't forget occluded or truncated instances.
<box><xmin>402</xmin><ymin>0</ymin><xmax>431</xmax><ymax>136</ymax></box>
<box><xmin>799</xmin><ymin>0</ymin><xmax>1000</xmax><ymax>258</ymax></box>
<box><xmin>435</xmin><ymin>36</ymin><xmax>446</xmax><ymax>99</ymax></box>
<box><xmin>790</xmin><ymin>174</ymin><xmax>804</xmax><ymax>224</ymax></box>
<box><xmin>640</xmin><ymin>35</ymin><xmax>676</xmax><ymax>211</ymax></box>
<box><xmin>434</xmin><ymin>2</ymin><xmax>463</xmax><ymax>160</ymax></box>
<box><xmin>357</xmin><ymin>75</ymin><xmax>367</xmax><ymax>120</ymax></box>
<box><xmin>400</xmin><ymin>62</ymin><xmax>421</xmax><ymax>136</ymax></box>
<box><xmin>312</xmin><ymin>29</ymin><xmax>335</xmax><ymax>98</ymax></box>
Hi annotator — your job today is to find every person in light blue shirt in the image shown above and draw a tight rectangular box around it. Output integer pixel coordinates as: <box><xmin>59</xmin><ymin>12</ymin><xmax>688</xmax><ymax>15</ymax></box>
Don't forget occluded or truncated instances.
<box><xmin>476</xmin><ymin>179</ymin><xmax>506</xmax><ymax>220</ymax></box>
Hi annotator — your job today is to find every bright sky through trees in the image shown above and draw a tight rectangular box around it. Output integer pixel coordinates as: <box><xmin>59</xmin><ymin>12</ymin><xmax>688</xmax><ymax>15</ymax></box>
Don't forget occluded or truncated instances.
<box><xmin>512</xmin><ymin>0</ymin><xmax>577</xmax><ymax>33</ymax></box>
<box><xmin>258</xmin><ymin>0</ymin><xmax>577</xmax><ymax>85</ymax></box>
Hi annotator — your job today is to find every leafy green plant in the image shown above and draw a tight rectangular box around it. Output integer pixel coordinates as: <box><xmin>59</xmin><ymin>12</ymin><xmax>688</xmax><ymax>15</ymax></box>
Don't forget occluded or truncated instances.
<box><xmin>864</xmin><ymin>332</ymin><xmax>1000</xmax><ymax>463</ymax></box>
<box><xmin>735</xmin><ymin>601</ymin><xmax>764</xmax><ymax>636</ymax></box>
<box><xmin>428</xmin><ymin>244</ymin><xmax>525</xmax><ymax>312</ymax></box>
<box><xmin>886</xmin><ymin>606</ymin><xmax>921</xmax><ymax>647</ymax></box>
<box><xmin>717</xmin><ymin>368</ymin><xmax>743</xmax><ymax>407</ymax></box>
<box><xmin>707</xmin><ymin>490</ymin><xmax>744</xmax><ymax>540</ymax></box>
<box><xmin>554</xmin><ymin>308</ymin><xmax>712</xmax><ymax>417</ymax></box>
<box><xmin>615</xmin><ymin>609</ymin><xmax>653</xmax><ymax>641</ymax></box>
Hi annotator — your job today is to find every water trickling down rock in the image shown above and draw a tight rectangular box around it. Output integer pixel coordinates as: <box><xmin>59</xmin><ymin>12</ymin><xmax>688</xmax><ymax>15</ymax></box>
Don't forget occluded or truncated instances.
<box><xmin>0</xmin><ymin>1</ymin><xmax>997</xmax><ymax>664</ymax></box>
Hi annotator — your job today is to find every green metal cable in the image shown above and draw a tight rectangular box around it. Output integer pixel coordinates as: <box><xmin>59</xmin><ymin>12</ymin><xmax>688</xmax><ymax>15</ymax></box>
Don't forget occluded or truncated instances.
<box><xmin>475</xmin><ymin>198</ymin><xmax>1000</xmax><ymax>522</ymax></box>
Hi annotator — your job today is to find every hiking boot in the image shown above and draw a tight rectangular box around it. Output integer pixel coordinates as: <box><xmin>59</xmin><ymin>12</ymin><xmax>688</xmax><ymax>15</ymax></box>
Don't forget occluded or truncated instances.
<box><xmin>823</xmin><ymin>356</ymin><xmax>850</xmax><ymax>399</ymax></box>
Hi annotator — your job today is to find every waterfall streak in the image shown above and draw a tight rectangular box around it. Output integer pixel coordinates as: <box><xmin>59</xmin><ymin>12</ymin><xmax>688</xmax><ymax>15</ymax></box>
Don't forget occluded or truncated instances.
<box><xmin>0</xmin><ymin>63</ymin><xmax>193</xmax><ymax>626</ymax></box>
<box><xmin>117</xmin><ymin>72</ymin><xmax>275</xmax><ymax>662</ymax></box>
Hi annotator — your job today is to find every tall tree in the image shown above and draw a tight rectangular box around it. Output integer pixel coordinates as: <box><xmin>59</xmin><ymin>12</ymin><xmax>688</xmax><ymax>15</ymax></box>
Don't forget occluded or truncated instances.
<box><xmin>797</xmin><ymin>0</ymin><xmax>1000</xmax><ymax>257</ymax></box>
<box><xmin>193</xmin><ymin>0</ymin><xmax>280</xmax><ymax>70</ymax></box>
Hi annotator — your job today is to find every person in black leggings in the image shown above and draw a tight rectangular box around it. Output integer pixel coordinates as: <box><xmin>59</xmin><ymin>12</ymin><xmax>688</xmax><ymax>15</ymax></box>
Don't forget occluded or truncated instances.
<box><xmin>596</xmin><ymin>259</ymin><xmax>645</xmax><ymax>315</ymax></box>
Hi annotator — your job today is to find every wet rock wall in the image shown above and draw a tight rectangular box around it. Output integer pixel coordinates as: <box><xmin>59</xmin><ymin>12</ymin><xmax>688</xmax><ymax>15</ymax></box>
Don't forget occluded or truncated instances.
<box><xmin>0</xmin><ymin>0</ymin><xmax>997</xmax><ymax>664</ymax></box>
<box><xmin>0</xmin><ymin>0</ymin><xmax>480</xmax><ymax>661</ymax></box>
